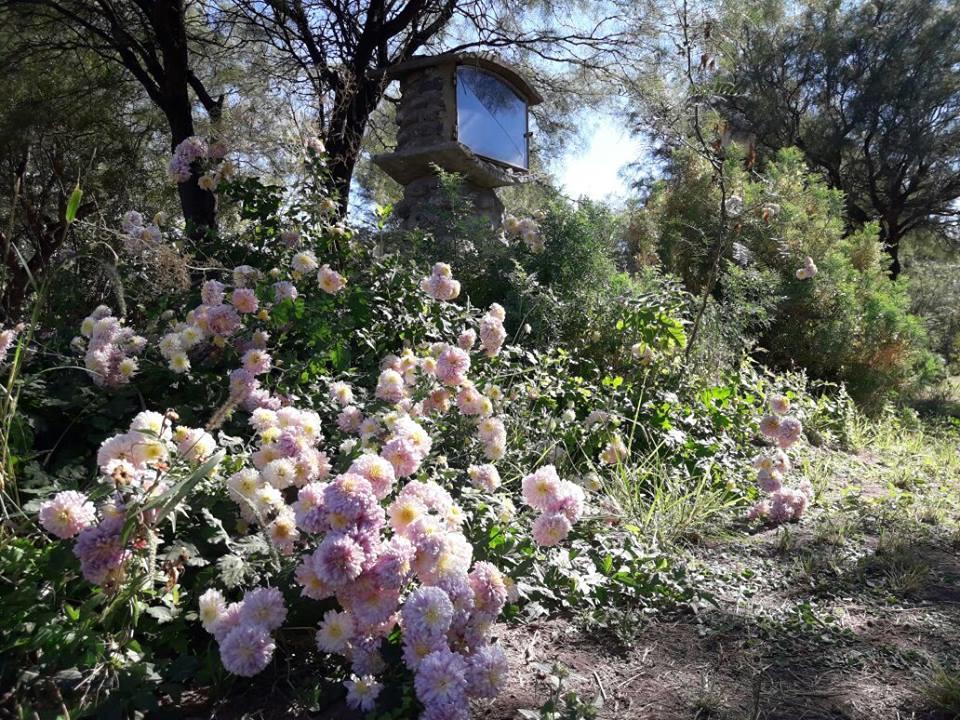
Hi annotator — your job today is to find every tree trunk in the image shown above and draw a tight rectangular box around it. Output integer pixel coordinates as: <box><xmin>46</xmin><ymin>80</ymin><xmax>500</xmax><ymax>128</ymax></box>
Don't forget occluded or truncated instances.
<box><xmin>154</xmin><ymin>0</ymin><xmax>217</xmax><ymax>240</ymax></box>
<box><xmin>324</xmin><ymin>76</ymin><xmax>387</xmax><ymax>217</ymax></box>
<box><xmin>884</xmin><ymin>219</ymin><xmax>902</xmax><ymax>280</ymax></box>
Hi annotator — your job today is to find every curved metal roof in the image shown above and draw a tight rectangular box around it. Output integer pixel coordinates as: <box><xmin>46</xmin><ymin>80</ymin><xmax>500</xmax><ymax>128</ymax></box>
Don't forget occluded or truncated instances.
<box><xmin>383</xmin><ymin>52</ymin><xmax>543</xmax><ymax>105</ymax></box>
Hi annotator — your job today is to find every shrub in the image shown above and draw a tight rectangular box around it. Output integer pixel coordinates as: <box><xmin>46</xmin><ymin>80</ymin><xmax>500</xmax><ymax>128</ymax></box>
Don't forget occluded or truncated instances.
<box><xmin>636</xmin><ymin>146</ymin><xmax>942</xmax><ymax>408</ymax></box>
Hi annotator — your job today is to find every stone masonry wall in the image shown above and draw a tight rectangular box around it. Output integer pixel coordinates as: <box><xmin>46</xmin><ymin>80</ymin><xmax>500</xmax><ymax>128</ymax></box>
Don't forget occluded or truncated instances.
<box><xmin>396</xmin><ymin>65</ymin><xmax>457</xmax><ymax>152</ymax></box>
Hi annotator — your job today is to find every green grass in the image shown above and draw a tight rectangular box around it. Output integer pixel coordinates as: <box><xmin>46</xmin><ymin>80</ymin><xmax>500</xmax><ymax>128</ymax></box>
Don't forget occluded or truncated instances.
<box><xmin>925</xmin><ymin>667</ymin><xmax>960</xmax><ymax>716</ymax></box>
<box><xmin>599</xmin><ymin>454</ymin><xmax>738</xmax><ymax>546</ymax></box>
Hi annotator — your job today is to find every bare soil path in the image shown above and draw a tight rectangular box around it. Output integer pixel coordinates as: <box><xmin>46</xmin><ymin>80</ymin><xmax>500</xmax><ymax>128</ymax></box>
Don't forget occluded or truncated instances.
<box><xmin>485</xmin><ymin>445</ymin><xmax>960</xmax><ymax>719</ymax></box>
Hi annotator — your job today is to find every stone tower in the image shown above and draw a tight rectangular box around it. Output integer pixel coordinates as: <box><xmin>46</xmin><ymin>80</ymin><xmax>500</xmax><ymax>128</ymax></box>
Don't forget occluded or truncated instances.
<box><xmin>373</xmin><ymin>53</ymin><xmax>542</xmax><ymax>233</ymax></box>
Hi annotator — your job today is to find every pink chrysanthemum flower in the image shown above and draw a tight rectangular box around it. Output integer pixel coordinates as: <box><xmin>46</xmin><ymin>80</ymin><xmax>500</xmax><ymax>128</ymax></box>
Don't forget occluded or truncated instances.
<box><xmin>329</xmin><ymin>380</ymin><xmax>354</xmax><ymax>406</ymax></box>
<box><xmin>211</xmin><ymin>601</ymin><xmax>245</xmax><ymax>643</ymax></box>
<box><xmin>468</xmin><ymin>561</ymin><xmax>508</xmax><ymax>617</ymax></box>
<box><xmin>344</xmin><ymin>675</ymin><xmax>382</xmax><ymax>712</ymax></box>
<box><xmin>207</xmin><ymin>304</ymin><xmax>242</xmax><ymax>338</ymax></box>
<box><xmin>267</xmin><ymin>510</ymin><xmax>300</xmax><ymax>554</ymax></box>
<box><xmin>261</xmin><ymin>458</ymin><xmax>297</xmax><ymax>490</ymax></box>
<box><xmin>219</xmin><ymin>624</ymin><xmax>275</xmax><ymax>677</ymax></box>
<box><xmin>337</xmin><ymin>406</ymin><xmax>364</xmax><ymax>433</ymax></box>
<box><xmin>274</xmin><ymin>281</ymin><xmax>298</xmax><ymax>303</ymax></box>
<box><xmin>198</xmin><ymin>588</ymin><xmax>227</xmax><ymax>633</ymax></box>
<box><xmin>547</xmin><ymin>481</ymin><xmax>585</xmax><ymax>523</ymax></box>
<box><xmin>465</xmin><ymin>644</ymin><xmax>509</xmax><ymax>698</ymax></box>
<box><xmin>402</xmin><ymin>634</ymin><xmax>447</xmax><ymax>671</ymax></box>
<box><xmin>457</xmin><ymin>328</ymin><xmax>477</xmax><ymax>350</ymax></box>
<box><xmin>768</xmin><ymin>394</ymin><xmax>791</xmax><ymax>415</ymax></box>
<box><xmin>768</xmin><ymin>488</ymin><xmax>806</xmax><ymax>524</ymax></box>
<box><xmin>420</xmin><ymin>700</ymin><xmax>470</xmax><ymax>720</ymax></box>
<box><xmin>381</xmin><ymin>437</ymin><xmax>422</xmax><ymax>477</ymax></box>
<box><xmin>479</xmin><ymin>314</ymin><xmax>506</xmax><ymax>358</ymax></box>
<box><xmin>375</xmin><ymin>368</ymin><xmax>406</xmax><ymax>403</ymax></box>
<box><xmin>318</xmin><ymin>264</ymin><xmax>347</xmax><ymax>294</ymax></box>
<box><xmin>757</xmin><ymin>468</ymin><xmax>783</xmax><ymax>493</ymax></box>
<box><xmin>231</xmin><ymin>288</ymin><xmax>259</xmax><ymax>314</ymax></box>
<box><xmin>777</xmin><ymin>416</ymin><xmax>803</xmax><ymax>448</ymax></box>
<box><xmin>339</xmin><ymin>573</ymin><xmax>400</xmax><ymax>632</ymax></box>
<box><xmin>773</xmin><ymin>449</ymin><xmax>791</xmax><ymax>473</ymax></box>
<box><xmin>467</xmin><ymin>464</ymin><xmax>501</xmax><ymax>492</ymax></box>
<box><xmin>295</xmin><ymin>555</ymin><xmax>333</xmax><ymax>599</ymax></box>
<box><xmin>399</xmin><ymin>480</ymin><xmax>453</xmax><ymax>516</ymax></box>
<box><xmin>175</xmin><ymin>426</ymin><xmax>217</xmax><ymax>463</ymax></box>
<box><xmin>476</xmin><ymin>417</ymin><xmax>505</xmax><ymax>445</ymax></box>
<box><xmin>39</xmin><ymin>490</ymin><xmax>96</xmax><ymax>539</ymax></box>
<box><xmin>348</xmin><ymin>637</ymin><xmax>388</xmax><ymax>676</ymax></box>
<box><xmin>388</xmin><ymin>495</ymin><xmax>428</xmax><ymax>537</ymax></box>
<box><xmin>531</xmin><ymin>512</ymin><xmax>572</xmax><ymax>547</ymax></box>
<box><xmin>201</xmin><ymin>279</ymin><xmax>225</xmax><ymax>306</ymax></box>
<box><xmin>414</xmin><ymin>648</ymin><xmax>469</xmax><ymax>707</ymax></box>
<box><xmin>420</xmin><ymin>263</ymin><xmax>461</xmax><ymax>301</ymax></box>
<box><xmin>391</xmin><ymin>416</ymin><xmax>432</xmax><ymax>453</ymax></box>
<box><xmin>349</xmin><ymin>453</ymin><xmax>397</xmax><ymax>499</ymax></box>
<box><xmin>292</xmin><ymin>250</ymin><xmax>319</xmax><ymax>274</ymax></box>
<box><xmin>240</xmin><ymin>586</ymin><xmax>287</xmax><ymax>631</ymax></box>
<box><xmin>482</xmin><ymin>440</ymin><xmax>505</xmax><ymax>462</ymax></box>
<box><xmin>314</xmin><ymin>533</ymin><xmax>365</xmax><ymax>586</ymax></box>
<box><xmin>73</xmin><ymin>520</ymin><xmax>126</xmax><ymax>584</ymax></box>
<box><xmin>521</xmin><ymin>465</ymin><xmax>562</xmax><ymax>511</ymax></box>
<box><xmin>746</xmin><ymin>500</ymin><xmax>769</xmax><ymax>522</ymax></box>
<box><xmin>753</xmin><ymin>454</ymin><xmax>775</xmax><ymax>472</ymax></box>
<box><xmin>456</xmin><ymin>385</ymin><xmax>488</xmax><ymax>416</ymax></box>
<box><xmin>422</xmin><ymin>388</ymin><xmax>451</xmax><ymax>415</ymax></box>
<box><xmin>402</xmin><ymin>586</ymin><xmax>454</xmax><ymax>641</ymax></box>
<box><xmin>227</xmin><ymin>468</ymin><xmax>263</xmax><ymax>505</ymax></box>
<box><xmin>436</xmin><ymin>345</ymin><xmax>470</xmax><ymax>387</ymax></box>
<box><xmin>242</xmin><ymin>348</ymin><xmax>272</xmax><ymax>376</ymax></box>
<box><xmin>759</xmin><ymin>414</ymin><xmax>781</xmax><ymax>439</ymax></box>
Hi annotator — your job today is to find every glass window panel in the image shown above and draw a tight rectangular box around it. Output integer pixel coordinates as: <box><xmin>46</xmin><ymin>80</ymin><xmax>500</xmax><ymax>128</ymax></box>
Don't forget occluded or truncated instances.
<box><xmin>456</xmin><ymin>66</ymin><xmax>528</xmax><ymax>169</ymax></box>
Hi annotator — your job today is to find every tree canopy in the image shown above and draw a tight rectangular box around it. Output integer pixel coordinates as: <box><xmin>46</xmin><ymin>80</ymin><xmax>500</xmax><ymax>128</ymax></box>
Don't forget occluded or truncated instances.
<box><xmin>719</xmin><ymin>0</ymin><xmax>960</xmax><ymax>277</ymax></box>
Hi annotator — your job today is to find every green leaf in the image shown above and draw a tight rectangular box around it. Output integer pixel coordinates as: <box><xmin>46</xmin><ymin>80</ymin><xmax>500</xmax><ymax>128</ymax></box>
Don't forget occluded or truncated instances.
<box><xmin>65</xmin><ymin>184</ymin><xmax>82</xmax><ymax>224</ymax></box>
<box><xmin>125</xmin><ymin>451</ymin><xmax>225</xmax><ymax>543</ymax></box>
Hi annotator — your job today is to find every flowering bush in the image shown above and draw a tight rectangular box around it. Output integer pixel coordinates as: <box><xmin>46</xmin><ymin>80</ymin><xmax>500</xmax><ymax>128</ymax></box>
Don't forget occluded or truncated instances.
<box><xmin>36</xmin><ymin>249</ymin><xmax>603</xmax><ymax>716</ymax></box>
<box><xmin>20</xmin><ymin>139</ymin><xmax>611</xmax><ymax>715</ymax></box>
<box><xmin>3</xmin><ymin>138</ymin><xmax>829</xmax><ymax>718</ymax></box>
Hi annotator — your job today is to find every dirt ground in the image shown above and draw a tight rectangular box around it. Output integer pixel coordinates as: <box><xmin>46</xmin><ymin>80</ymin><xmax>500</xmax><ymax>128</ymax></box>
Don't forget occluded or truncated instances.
<box><xmin>482</xmin><ymin>449</ymin><xmax>960</xmax><ymax>720</ymax></box>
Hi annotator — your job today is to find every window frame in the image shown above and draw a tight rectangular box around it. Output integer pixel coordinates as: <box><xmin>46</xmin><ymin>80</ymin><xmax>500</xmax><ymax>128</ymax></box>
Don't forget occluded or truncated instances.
<box><xmin>454</xmin><ymin>64</ymin><xmax>530</xmax><ymax>171</ymax></box>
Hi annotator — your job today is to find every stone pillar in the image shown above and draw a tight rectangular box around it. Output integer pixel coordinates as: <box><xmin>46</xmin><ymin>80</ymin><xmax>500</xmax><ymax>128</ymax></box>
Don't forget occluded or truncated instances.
<box><xmin>393</xmin><ymin>176</ymin><xmax>504</xmax><ymax>236</ymax></box>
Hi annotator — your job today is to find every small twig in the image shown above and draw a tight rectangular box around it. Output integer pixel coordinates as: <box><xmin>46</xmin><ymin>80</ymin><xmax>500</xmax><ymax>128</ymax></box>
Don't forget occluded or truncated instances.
<box><xmin>751</xmin><ymin>671</ymin><xmax>762</xmax><ymax>720</ymax></box>
<box><xmin>593</xmin><ymin>669</ymin><xmax>607</xmax><ymax>701</ymax></box>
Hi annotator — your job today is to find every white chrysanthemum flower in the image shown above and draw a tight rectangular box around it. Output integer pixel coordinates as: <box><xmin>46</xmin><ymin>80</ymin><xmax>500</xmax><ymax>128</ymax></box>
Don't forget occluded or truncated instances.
<box><xmin>118</xmin><ymin>356</ymin><xmax>138</xmax><ymax>379</ymax></box>
<box><xmin>292</xmin><ymin>250</ymin><xmax>319</xmax><ymax>274</ymax></box>
<box><xmin>198</xmin><ymin>588</ymin><xmax>226</xmax><ymax>633</ymax></box>
<box><xmin>169</xmin><ymin>351</ymin><xmax>191</xmax><ymax>374</ymax></box>
<box><xmin>316</xmin><ymin>609</ymin><xmax>354</xmax><ymax>654</ymax></box>
<box><xmin>262</xmin><ymin>458</ymin><xmax>297</xmax><ymax>490</ymax></box>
